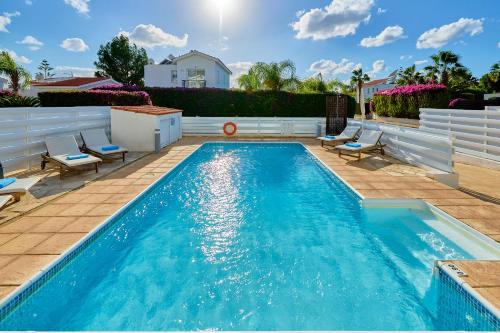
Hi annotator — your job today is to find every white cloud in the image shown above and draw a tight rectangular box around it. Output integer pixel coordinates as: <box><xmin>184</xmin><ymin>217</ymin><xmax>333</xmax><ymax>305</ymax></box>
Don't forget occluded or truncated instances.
<box><xmin>400</xmin><ymin>55</ymin><xmax>413</xmax><ymax>60</ymax></box>
<box><xmin>17</xmin><ymin>35</ymin><xmax>43</xmax><ymax>51</ymax></box>
<box><xmin>498</xmin><ymin>41</ymin><xmax>500</xmax><ymax>48</ymax></box>
<box><xmin>60</xmin><ymin>38</ymin><xmax>89</xmax><ymax>52</ymax></box>
<box><xmin>0</xmin><ymin>11</ymin><xmax>20</xmax><ymax>33</ymax></box>
<box><xmin>360</xmin><ymin>25</ymin><xmax>405</xmax><ymax>47</ymax></box>
<box><xmin>367</xmin><ymin>59</ymin><xmax>386</xmax><ymax>78</ymax></box>
<box><xmin>0</xmin><ymin>49</ymin><xmax>31</xmax><ymax>64</ymax></box>
<box><xmin>227</xmin><ymin>61</ymin><xmax>253</xmax><ymax>88</ymax></box>
<box><xmin>55</xmin><ymin>66</ymin><xmax>95</xmax><ymax>77</ymax></box>
<box><xmin>416</xmin><ymin>18</ymin><xmax>483</xmax><ymax>49</ymax></box>
<box><xmin>414</xmin><ymin>60</ymin><xmax>428</xmax><ymax>65</ymax></box>
<box><xmin>309</xmin><ymin>58</ymin><xmax>360</xmax><ymax>79</ymax></box>
<box><xmin>64</xmin><ymin>0</ymin><xmax>90</xmax><ymax>15</ymax></box>
<box><xmin>291</xmin><ymin>0</ymin><xmax>374</xmax><ymax>40</ymax></box>
<box><xmin>25</xmin><ymin>0</ymin><xmax>33</xmax><ymax>4</ymax></box>
<box><xmin>377</xmin><ymin>8</ymin><xmax>386</xmax><ymax>14</ymax></box>
<box><xmin>120</xmin><ymin>24</ymin><xmax>188</xmax><ymax>49</ymax></box>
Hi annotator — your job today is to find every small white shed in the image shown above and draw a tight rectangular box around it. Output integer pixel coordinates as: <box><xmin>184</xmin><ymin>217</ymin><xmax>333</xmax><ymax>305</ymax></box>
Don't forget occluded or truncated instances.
<box><xmin>111</xmin><ymin>106</ymin><xmax>183</xmax><ymax>151</ymax></box>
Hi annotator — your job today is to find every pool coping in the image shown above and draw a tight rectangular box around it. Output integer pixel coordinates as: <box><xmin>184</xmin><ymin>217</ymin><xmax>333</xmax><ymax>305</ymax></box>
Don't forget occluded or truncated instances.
<box><xmin>0</xmin><ymin>140</ymin><xmax>499</xmax><ymax>327</ymax></box>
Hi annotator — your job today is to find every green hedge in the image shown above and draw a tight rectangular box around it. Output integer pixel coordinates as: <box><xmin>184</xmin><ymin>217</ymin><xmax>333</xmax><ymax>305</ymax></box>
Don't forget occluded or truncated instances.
<box><xmin>372</xmin><ymin>84</ymin><xmax>450</xmax><ymax>119</ymax></box>
<box><xmin>38</xmin><ymin>90</ymin><xmax>151</xmax><ymax>107</ymax></box>
<box><xmin>145</xmin><ymin>88</ymin><xmax>355</xmax><ymax>117</ymax></box>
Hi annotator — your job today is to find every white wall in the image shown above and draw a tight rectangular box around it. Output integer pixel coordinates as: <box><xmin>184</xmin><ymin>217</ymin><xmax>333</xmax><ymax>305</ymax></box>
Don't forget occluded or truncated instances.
<box><xmin>0</xmin><ymin>106</ymin><xmax>110</xmax><ymax>173</ymax></box>
<box><xmin>144</xmin><ymin>64</ymin><xmax>176</xmax><ymax>88</ymax></box>
<box><xmin>363</xmin><ymin>83</ymin><xmax>395</xmax><ymax>100</ymax></box>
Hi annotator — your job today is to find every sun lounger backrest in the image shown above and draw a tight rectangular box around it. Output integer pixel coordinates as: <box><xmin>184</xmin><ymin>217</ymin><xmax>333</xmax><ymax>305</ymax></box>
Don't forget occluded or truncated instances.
<box><xmin>81</xmin><ymin>128</ymin><xmax>110</xmax><ymax>147</ymax></box>
<box><xmin>45</xmin><ymin>135</ymin><xmax>81</xmax><ymax>156</ymax></box>
<box><xmin>357</xmin><ymin>130</ymin><xmax>383</xmax><ymax>145</ymax></box>
<box><xmin>341</xmin><ymin>125</ymin><xmax>360</xmax><ymax>138</ymax></box>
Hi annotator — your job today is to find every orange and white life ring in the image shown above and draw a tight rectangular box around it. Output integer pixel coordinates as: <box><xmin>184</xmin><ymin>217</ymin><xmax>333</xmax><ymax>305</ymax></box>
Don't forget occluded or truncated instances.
<box><xmin>223</xmin><ymin>122</ymin><xmax>237</xmax><ymax>136</ymax></box>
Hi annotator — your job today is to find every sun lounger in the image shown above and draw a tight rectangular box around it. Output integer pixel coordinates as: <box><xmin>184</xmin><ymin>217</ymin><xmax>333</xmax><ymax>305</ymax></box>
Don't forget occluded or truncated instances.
<box><xmin>0</xmin><ymin>177</ymin><xmax>40</xmax><ymax>202</ymax></box>
<box><xmin>318</xmin><ymin>125</ymin><xmax>361</xmax><ymax>147</ymax></box>
<box><xmin>80</xmin><ymin>128</ymin><xmax>128</xmax><ymax>162</ymax></box>
<box><xmin>335</xmin><ymin>130</ymin><xmax>385</xmax><ymax>161</ymax></box>
<box><xmin>42</xmin><ymin>135</ymin><xmax>102</xmax><ymax>178</ymax></box>
<box><xmin>0</xmin><ymin>195</ymin><xmax>12</xmax><ymax>209</ymax></box>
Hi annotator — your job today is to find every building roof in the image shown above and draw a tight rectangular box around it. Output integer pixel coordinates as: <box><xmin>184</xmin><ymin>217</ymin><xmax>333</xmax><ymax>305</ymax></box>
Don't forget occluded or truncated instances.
<box><xmin>363</xmin><ymin>70</ymin><xmax>398</xmax><ymax>87</ymax></box>
<box><xmin>159</xmin><ymin>50</ymin><xmax>232</xmax><ymax>74</ymax></box>
<box><xmin>31</xmin><ymin>77</ymin><xmax>112</xmax><ymax>87</ymax></box>
<box><xmin>112</xmin><ymin>105</ymin><xmax>183</xmax><ymax>115</ymax></box>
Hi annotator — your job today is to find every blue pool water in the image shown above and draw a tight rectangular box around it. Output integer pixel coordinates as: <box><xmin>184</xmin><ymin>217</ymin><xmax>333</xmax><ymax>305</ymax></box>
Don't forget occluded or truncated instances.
<box><xmin>0</xmin><ymin>143</ymin><xmax>482</xmax><ymax>330</ymax></box>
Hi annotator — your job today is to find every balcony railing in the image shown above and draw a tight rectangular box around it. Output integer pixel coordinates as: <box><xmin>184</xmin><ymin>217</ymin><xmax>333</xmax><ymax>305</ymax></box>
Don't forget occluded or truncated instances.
<box><xmin>182</xmin><ymin>80</ymin><xmax>206</xmax><ymax>88</ymax></box>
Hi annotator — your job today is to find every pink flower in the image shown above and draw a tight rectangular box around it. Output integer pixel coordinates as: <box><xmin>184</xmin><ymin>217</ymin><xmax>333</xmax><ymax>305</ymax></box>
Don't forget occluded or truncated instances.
<box><xmin>375</xmin><ymin>84</ymin><xmax>446</xmax><ymax>96</ymax></box>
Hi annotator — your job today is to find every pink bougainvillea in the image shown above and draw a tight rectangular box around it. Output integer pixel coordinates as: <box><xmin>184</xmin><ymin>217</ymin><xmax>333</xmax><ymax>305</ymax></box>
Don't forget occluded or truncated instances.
<box><xmin>375</xmin><ymin>84</ymin><xmax>447</xmax><ymax>96</ymax></box>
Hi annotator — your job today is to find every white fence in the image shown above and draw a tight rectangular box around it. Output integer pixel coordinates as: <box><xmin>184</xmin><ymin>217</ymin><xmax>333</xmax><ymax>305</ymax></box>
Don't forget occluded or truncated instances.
<box><xmin>182</xmin><ymin>117</ymin><xmax>325</xmax><ymax>137</ymax></box>
<box><xmin>0</xmin><ymin>107</ymin><xmax>110</xmax><ymax>173</ymax></box>
<box><xmin>420</xmin><ymin>107</ymin><xmax>500</xmax><ymax>162</ymax></box>
<box><xmin>348</xmin><ymin>119</ymin><xmax>454</xmax><ymax>173</ymax></box>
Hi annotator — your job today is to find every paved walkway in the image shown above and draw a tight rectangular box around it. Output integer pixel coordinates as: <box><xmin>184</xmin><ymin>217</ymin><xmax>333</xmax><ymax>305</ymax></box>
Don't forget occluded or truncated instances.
<box><xmin>0</xmin><ymin>137</ymin><xmax>498</xmax><ymax>311</ymax></box>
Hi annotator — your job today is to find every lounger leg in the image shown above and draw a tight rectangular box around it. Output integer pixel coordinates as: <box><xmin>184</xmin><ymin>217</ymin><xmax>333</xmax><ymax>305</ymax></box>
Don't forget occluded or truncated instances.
<box><xmin>321</xmin><ymin>141</ymin><xmax>324</xmax><ymax>147</ymax></box>
<box><xmin>13</xmin><ymin>193</ymin><xmax>21</xmax><ymax>202</ymax></box>
<box><xmin>381</xmin><ymin>147</ymin><xmax>385</xmax><ymax>155</ymax></box>
<box><xmin>358</xmin><ymin>152</ymin><xmax>361</xmax><ymax>161</ymax></box>
<box><xmin>338</xmin><ymin>150</ymin><xmax>341</xmax><ymax>158</ymax></box>
<box><xmin>95</xmin><ymin>163</ymin><xmax>98</xmax><ymax>173</ymax></box>
<box><xmin>59</xmin><ymin>166</ymin><xmax>64</xmax><ymax>179</ymax></box>
<box><xmin>122</xmin><ymin>152</ymin><xmax>125</xmax><ymax>162</ymax></box>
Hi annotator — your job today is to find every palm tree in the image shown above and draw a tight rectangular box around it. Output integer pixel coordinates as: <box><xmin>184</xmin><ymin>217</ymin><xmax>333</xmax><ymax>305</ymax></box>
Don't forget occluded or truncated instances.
<box><xmin>254</xmin><ymin>60</ymin><xmax>300</xmax><ymax>91</ymax></box>
<box><xmin>237</xmin><ymin>67</ymin><xmax>262</xmax><ymax>91</ymax></box>
<box><xmin>0</xmin><ymin>51</ymin><xmax>32</xmax><ymax>93</ymax></box>
<box><xmin>396</xmin><ymin>65</ymin><xmax>424</xmax><ymax>85</ymax></box>
<box><xmin>423</xmin><ymin>50</ymin><xmax>463</xmax><ymax>86</ymax></box>
<box><xmin>350</xmin><ymin>68</ymin><xmax>370</xmax><ymax>118</ymax></box>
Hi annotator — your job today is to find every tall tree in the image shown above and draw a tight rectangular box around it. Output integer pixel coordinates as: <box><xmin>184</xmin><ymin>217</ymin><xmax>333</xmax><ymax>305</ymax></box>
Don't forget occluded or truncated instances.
<box><xmin>94</xmin><ymin>35</ymin><xmax>148</xmax><ymax>85</ymax></box>
<box><xmin>299</xmin><ymin>73</ymin><xmax>327</xmax><ymax>93</ymax></box>
<box><xmin>37</xmin><ymin>59</ymin><xmax>54</xmax><ymax>79</ymax></box>
<box><xmin>0</xmin><ymin>51</ymin><xmax>31</xmax><ymax>93</ymax></box>
<box><xmin>254</xmin><ymin>60</ymin><xmax>299</xmax><ymax>91</ymax></box>
<box><xmin>424</xmin><ymin>50</ymin><xmax>464</xmax><ymax>86</ymax></box>
<box><xmin>396</xmin><ymin>65</ymin><xmax>424</xmax><ymax>85</ymax></box>
<box><xmin>350</xmin><ymin>68</ymin><xmax>370</xmax><ymax>118</ymax></box>
<box><xmin>479</xmin><ymin>61</ymin><xmax>500</xmax><ymax>93</ymax></box>
<box><xmin>237</xmin><ymin>67</ymin><xmax>262</xmax><ymax>91</ymax></box>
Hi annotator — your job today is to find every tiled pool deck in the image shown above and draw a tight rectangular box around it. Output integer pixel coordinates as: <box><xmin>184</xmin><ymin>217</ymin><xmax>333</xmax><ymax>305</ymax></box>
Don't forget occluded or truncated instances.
<box><xmin>0</xmin><ymin>137</ymin><xmax>498</xmax><ymax>311</ymax></box>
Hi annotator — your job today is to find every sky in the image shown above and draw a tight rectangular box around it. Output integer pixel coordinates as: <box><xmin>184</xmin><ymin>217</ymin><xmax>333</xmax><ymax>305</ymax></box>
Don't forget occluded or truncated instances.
<box><xmin>0</xmin><ymin>0</ymin><xmax>499</xmax><ymax>86</ymax></box>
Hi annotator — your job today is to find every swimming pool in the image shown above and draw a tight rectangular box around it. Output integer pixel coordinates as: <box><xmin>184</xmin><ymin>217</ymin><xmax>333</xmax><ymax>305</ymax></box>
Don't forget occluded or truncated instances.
<box><xmin>0</xmin><ymin>142</ymin><xmax>498</xmax><ymax>330</ymax></box>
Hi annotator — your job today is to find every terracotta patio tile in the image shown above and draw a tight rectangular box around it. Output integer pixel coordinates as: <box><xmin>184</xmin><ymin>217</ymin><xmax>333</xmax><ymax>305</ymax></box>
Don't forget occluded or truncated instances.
<box><xmin>55</xmin><ymin>193</ymin><xmax>91</xmax><ymax>204</ymax></box>
<box><xmin>0</xmin><ymin>286</ymin><xmax>16</xmax><ymax>299</ymax></box>
<box><xmin>451</xmin><ymin>261</ymin><xmax>500</xmax><ymax>288</ymax></box>
<box><xmin>426</xmin><ymin>198</ymin><xmax>493</xmax><ymax>206</ymax></box>
<box><xmin>0</xmin><ymin>233</ymin><xmax>52</xmax><ymax>255</ymax></box>
<box><xmin>90</xmin><ymin>203</ymin><xmax>125</xmax><ymax>216</ymax></box>
<box><xmin>459</xmin><ymin>219</ymin><xmax>500</xmax><ymax>235</ymax></box>
<box><xmin>0</xmin><ymin>255</ymin><xmax>18</xmax><ymax>268</ymax></box>
<box><xmin>438</xmin><ymin>206</ymin><xmax>500</xmax><ymax>220</ymax></box>
<box><xmin>79</xmin><ymin>193</ymin><xmax>113</xmax><ymax>204</ymax></box>
<box><xmin>103</xmin><ymin>193</ymin><xmax>137</xmax><ymax>204</ymax></box>
<box><xmin>0</xmin><ymin>255</ymin><xmax>58</xmax><ymax>285</ymax></box>
<box><xmin>59</xmin><ymin>216</ymin><xmax>106</xmax><ymax>233</ymax></box>
<box><xmin>57</xmin><ymin>204</ymin><xmax>97</xmax><ymax>217</ymax></box>
<box><xmin>475</xmin><ymin>287</ymin><xmax>500</xmax><ymax>309</ymax></box>
<box><xmin>0</xmin><ymin>216</ymin><xmax>76</xmax><ymax>233</ymax></box>
<box><xmin>27</xmin><ymin>233</ymin><xmax>86</xmax><ymax>255</ymax></box>
<box><xmin>109</xmin><ymin>178</ymin><xmax>137</xmax><ymax>186</ymax></box>
<box><xmin>29</xmin><ymin>204</ymin><xmax>73</xmax><ymax>217</ymax></box>
<box><xmin>0</xmin><ymin>234</ymin><xmax>19</xmax><ymax>246</ymax></box>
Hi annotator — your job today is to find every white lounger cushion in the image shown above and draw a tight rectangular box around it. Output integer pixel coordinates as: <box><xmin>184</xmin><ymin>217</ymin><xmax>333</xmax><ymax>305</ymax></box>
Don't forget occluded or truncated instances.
<box><xmin>81</xmin><ymin>129</ymin><xmax>128</xmax><ymax>155</ymax></box>
<box><xmin>87</xmin><ymin>145</ymin><xmax>128</xmax><ymax>155</ymax></box>
<box><xmin>51</xmin><ymin>154</ymin><xmax>101</xmax><ymax>167</ymax></box>
<box><xmin>81</xmin><ymin>128</ymin><xmax>111</xmax><ymax>147</ymax></box>
<box><xmin>46</xmin><ymin>135</ymin><xmax>82</xmax><ymax>156</ymax></box>
<box><xmin>336</xmin><ymin>130</ymin><xmax>383</xmax><ymax>151</ymax></box>
<box><xmin>0</xmin><ymin>177</ymin><xmax>40</xmax><ymax>195</ymax></box>
<box><xmin>0</xmin><ymin>195</ymin><xmax>12</xmax><ymax>208</ymax></box>
<box><xmin>318</xmin><ymin>125</ymin><xmax>361</xmax><ymax>141</ymax></box>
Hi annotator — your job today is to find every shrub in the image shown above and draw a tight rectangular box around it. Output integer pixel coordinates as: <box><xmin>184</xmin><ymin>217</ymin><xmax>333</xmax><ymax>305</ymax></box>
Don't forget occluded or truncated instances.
<box><xmin>38</xmin><ymin>90</ymin><xmax>151</xmax><ymax>107</ymax></box>
<box><xmin>144</xmin><ymin>87</ymin><xmax>356</xmax><ymax>117</ymax></box>
<box><xmin>372</xmin><ymin>84</ymin><xmax>450</xmax><ymax>119</ymax></box>
<box><xmin>449</xmin><ymin>98</ymin><xmax>500</xmax><ymax>110</ymax></box>
<box><xmin>0</xmin><ymin>92</ymin><xmax>40</xmax><ymax>107</ymax></box>
<box><xmin>91</xmin><ymin>84</ymin><xmax>141</xmax><ymax>92</ymax></box>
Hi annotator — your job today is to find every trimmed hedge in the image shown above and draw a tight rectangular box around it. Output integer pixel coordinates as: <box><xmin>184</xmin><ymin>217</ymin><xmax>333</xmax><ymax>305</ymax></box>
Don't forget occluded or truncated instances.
<box><xmin>144</xmin><ymin>88</ymin><xmax>355</xmax><ymax>117</ymax></box>
<box><xmin>38</xmin><ymin>90</ymin><xmax>151</xmax><ymax>107</ymax></box>
<box><xmin>449</xmin><ymin>98</ymin><xmax>500</xmax><ymax>110</ymax></box>
<box><xmin>372</xmin><ymin>84</ymin><xmax>450</xmax><ymax>119</ymax></box>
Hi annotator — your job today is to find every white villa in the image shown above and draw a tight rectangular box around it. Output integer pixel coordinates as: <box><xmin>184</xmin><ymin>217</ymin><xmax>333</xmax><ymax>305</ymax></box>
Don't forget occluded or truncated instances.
<box><xmin>144</xmin><ymin>50</ymin><xmax>232</xmax><ymax>89</ymax></box>
<box><xmin>362</xmin><ymin>70</ymin><xmax>397</xmax><ymax>100</ymax></box>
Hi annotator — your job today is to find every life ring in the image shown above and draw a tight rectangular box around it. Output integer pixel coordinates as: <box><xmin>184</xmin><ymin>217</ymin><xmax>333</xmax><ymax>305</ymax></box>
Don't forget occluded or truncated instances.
<box><xmin>223</xmin><ymin>122</ymin><xmax>237</xmax><ymax>136</ymax></box>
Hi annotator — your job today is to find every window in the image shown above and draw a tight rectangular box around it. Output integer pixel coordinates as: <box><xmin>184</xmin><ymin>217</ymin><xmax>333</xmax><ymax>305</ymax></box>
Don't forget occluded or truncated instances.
<box><xmin>187</xmin><ymin>68</ymin><xmax>205</xmax><ymax>80</ymax></box>
<box><xmin>171</xmin><ymin>70</ymin><xmax>177</xmax><ymax>83</ymax></box>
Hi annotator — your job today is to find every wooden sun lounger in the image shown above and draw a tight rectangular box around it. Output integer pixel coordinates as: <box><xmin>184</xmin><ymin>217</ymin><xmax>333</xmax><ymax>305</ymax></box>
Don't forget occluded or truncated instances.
<box><xmin>318</xmin><ymin>125</ymin><xmax>361</xmax><ymax>148</ymax></box>
<box><xmin>335</xmin><ymin>130</ymin><xmax>386</xmax><ymax>161</ymax></box>
<box><xmin>0</xmin><ymin>195</ymin><xmax>12</xmax><ymax>210</ymax></box>
<box><xmin>0</xmin><ymin>177</ymin><xmax>40</xmax><ymax>202</ymax></box>
<box><xmin>81</xmin><ymin>129</ymin><xmax>128</xmax><ymax>163</ymax></box>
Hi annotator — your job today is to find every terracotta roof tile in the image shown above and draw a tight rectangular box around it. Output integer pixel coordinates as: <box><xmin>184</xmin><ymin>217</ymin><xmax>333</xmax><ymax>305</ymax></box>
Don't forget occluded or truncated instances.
<box><xmin>111</xmin><ymin>106</ymin><xmax>183</xmax><ymax>115</ymax></box>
